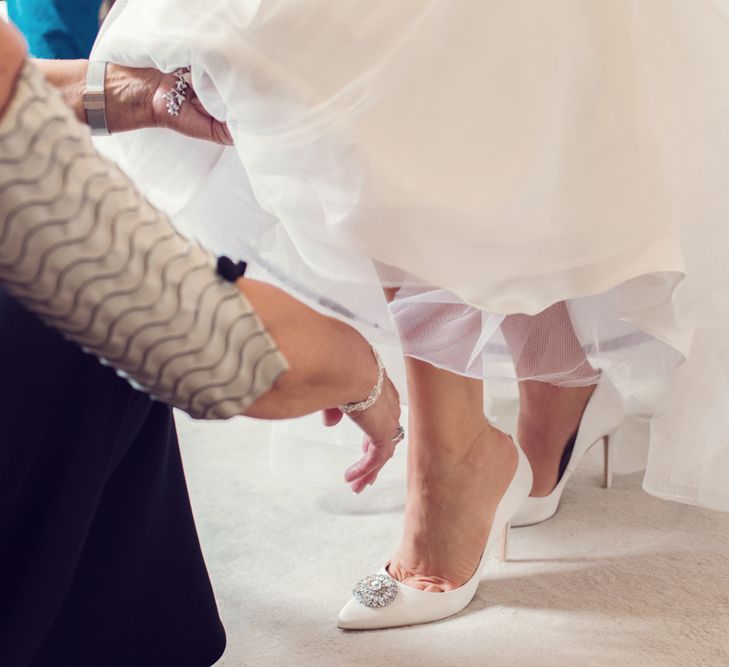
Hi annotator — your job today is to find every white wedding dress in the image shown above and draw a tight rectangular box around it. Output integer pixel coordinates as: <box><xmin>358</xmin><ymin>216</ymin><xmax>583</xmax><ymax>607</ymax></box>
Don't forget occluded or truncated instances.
<box><xmin>94</xmin><ymin>0</ymin><xmax>729</xmax><ymax>512</ymax></box>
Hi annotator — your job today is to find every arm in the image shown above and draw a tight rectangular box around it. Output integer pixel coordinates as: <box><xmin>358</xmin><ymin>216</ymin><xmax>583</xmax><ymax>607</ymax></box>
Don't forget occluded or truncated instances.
<box><xmin>0</xmin><ymin>24</ymin><xmax>400</xmax><ymax>491</ymax></box>
<box><xmin>241</xmin><ymin>279</ymin><xmax>403</xmax><ymax>492</ymax></box>
<box><xmin>0</xmin><ymin>19</ymin><xmax>25</xmax><ymax>116</ymax></box>
<box><xmin>2</xmin><ymin>17</ymin><xmax>230</xmax><ymax>142</ymax></box>
<box><xmin>240</xmin><ymin>279</ymin><xmax>382</xmax><ymax>418</ymax></box>
<box><xmin>32</xmin><ymin>54</ymin><xmax>232</xmax><ymax>143</ymax></box>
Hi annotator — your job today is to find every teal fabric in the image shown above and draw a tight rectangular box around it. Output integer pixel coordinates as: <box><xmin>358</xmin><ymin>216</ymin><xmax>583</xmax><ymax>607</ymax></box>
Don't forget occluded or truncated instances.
<box><xmin>7</xmin><ymin>0</ymin><xmax>102</xmax><ymax>58</ymax></box>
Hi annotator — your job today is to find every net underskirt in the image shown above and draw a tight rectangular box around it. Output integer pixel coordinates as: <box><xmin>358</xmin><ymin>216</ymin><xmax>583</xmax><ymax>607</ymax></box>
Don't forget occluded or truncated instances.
<box><xmin>93</xmin><ymin>0</ymin><xmax>729</xmax><ymax>511</ymax></box>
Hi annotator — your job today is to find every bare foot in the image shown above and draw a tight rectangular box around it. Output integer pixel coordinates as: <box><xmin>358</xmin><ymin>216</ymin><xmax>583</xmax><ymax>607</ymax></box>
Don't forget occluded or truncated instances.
<box><xmin>387</xmin><ymin>423</ymin><xmax>517</xmax><ymax>592</ymax></box>
<box><xmin>517</xmin><ymin>381</ymin><xmax>595</xmax><ymax>497</ymax></box>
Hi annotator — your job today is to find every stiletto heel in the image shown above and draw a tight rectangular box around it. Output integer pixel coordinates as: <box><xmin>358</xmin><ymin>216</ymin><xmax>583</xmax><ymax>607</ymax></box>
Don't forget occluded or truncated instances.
<box><xmin>498</xmin><ymin>522</ymin><xmax>510</xmax><ymax>563</ymax></box>
<box><xmin>511</xmin><ymin>373</ymin><xmax>624</xmax><ymax>528</ymax></box>
<box><xmin>602</xmin><ymin>435</ymin><xmax>612</xmax><ymax>489</ymax></box>
<box><xmin>337</xmin><ymin>441</ymin><xmax>532</xmax><ymax>630</ymax></box>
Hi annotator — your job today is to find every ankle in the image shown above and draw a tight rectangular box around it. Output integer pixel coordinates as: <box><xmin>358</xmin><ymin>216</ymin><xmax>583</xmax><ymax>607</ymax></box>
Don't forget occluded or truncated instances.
<box><xmin>518</xmin><ymin>381</ymin><xmax>595</xmax><ymax>425</ymax></box>
<box><xmin>407</xmin><ymin>425</ymin><xmax>516</xmax><ymax>487</ymax></box>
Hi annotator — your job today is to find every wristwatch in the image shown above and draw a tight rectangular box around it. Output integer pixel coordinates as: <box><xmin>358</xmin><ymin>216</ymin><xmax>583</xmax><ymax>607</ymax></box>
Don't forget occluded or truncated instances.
<box><xmin>83</xmin><ymin>60</ymin><xmax>110</xmax><ymax>136</ymax></box>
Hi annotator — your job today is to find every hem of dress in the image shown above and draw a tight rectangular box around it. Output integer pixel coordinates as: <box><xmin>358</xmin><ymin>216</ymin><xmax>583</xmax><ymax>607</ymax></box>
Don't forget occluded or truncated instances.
<box><xmin>642</xmin><ymin>479</ymin><xmax>729</xmax><ymax>514</ymax></box>
<box><xmin>457</xmin><ymin>264</ymin><xmax>686</xmax><ymax>318</ymax></box>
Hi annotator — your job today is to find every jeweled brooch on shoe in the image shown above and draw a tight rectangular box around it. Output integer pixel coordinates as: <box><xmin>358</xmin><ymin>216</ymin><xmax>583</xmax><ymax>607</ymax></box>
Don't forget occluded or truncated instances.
<box><xmin>353</xmin><ymin>574</ymin><xmax>399</xmax><ymax>608</ymax></box>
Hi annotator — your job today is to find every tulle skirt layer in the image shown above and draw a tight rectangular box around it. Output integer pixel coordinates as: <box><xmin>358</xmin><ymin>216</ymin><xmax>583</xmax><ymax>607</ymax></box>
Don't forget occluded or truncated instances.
<box><xmin>94</xmin><ymin>0</ymin><xmax>729</xmax><ymax>511</ymax></box>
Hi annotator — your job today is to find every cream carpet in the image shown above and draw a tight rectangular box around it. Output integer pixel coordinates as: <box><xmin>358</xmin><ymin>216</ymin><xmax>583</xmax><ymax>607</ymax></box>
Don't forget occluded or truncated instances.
<box><xmin>176</xmin><ymin>413</ymin><xmax>729</xmax><ymax>667</ymax></box>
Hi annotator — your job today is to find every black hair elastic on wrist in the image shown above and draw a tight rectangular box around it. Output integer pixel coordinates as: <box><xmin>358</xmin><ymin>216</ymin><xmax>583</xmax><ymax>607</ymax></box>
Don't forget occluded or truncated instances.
<box><xmin>217</xmin><ymin>256</ymin><xmax>248</xmax><ymax>282</ymax></box>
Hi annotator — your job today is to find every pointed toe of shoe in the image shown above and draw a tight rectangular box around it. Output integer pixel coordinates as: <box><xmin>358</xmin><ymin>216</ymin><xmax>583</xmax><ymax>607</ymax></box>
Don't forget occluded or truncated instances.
<box><xmin>337</xmin><ymin>571</ymin><xmax>413</xmax><ymax>630</ymax></box>
<box><xmin>337</xmin><ymin>595</ymin><xmax>416</xmax><ymax>630</ymax></box>
<box><xmin>336</xmin><ymin>580</ymin><xmax>464</xmax><ymax>630</ymax></box>
<box><xmin>337</xmin><ymin>598</ymin><xmax>380</xmax><ymax>630</ymax></box>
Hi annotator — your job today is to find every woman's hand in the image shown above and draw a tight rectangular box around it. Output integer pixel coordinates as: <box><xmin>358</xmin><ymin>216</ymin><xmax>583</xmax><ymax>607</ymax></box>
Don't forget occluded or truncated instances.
<box><xmin>238</xmin><ymin>278</ymin><xmax>405</xmax><ymax>492</ymax></box>
<box><xmin>29</xmin><ymin>57</ymin><xmax>233</xmax><ymax>145</ymax></box>
<box><xmin>148</xmin><ymin>69</ymin><xmax>233</xmax><ymax>145</ymax></box>
<box><xmin>323</xmin><ymin>373</ymin><xmax>403</xmax><ymax>494</ymax></box>
<box><xmin>102</xmin><ymin>64</ymin><xmax>233</xmax><ymax>144</ymax></box>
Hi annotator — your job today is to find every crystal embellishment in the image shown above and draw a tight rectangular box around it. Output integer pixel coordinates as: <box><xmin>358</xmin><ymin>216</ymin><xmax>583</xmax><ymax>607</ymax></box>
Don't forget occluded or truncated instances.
<box><xmin>353</xmin><ymin>573</ymin><xmax>399</xmax><ymax>608</ymax></box>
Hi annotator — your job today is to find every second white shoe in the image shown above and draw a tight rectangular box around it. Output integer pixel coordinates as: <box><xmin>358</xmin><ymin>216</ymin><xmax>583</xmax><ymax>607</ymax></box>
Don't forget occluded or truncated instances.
<box><xmin>337</xmin><ymin>441</ymin><xmax>533</xmax><ymax>630</ymax></box>
<box><xmin>511</xmin><ymin>373</ymin><xmax>624</xmax><ymax>528</ymax></box>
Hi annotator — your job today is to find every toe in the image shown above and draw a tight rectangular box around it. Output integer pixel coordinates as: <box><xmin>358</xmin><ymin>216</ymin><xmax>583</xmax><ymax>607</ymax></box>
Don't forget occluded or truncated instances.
<box><xmin>337</xmin><ymin>598</ymin><xmax>380</xmax><ymax>630</ymax></box>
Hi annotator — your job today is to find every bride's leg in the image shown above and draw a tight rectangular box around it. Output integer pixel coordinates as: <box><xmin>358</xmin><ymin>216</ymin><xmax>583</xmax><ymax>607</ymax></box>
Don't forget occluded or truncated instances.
<box><xmin>387</xmin><ymin>356</ymin><xmax>518</xmax><ymax>592</ymax></box>
<box><xmin>501</xmin><ymin>302</ymin><xmax>598</xmax><ymax>496</ymax></box>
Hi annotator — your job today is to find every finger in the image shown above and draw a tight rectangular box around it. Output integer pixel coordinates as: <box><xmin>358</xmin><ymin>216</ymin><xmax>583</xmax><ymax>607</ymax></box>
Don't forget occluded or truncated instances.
<box><xmin>219</xmin><ymin>122</ymin><xmax>234</xmax><ymax>145</ymax></box>
<box><xmin>360</xmin><ymin>468</ymin><xmax>381</xmax><ymax>489</ymax></box>
<box><xmin>210</xmin><ymin>118</ymin><xmax>234</xmax><ymax>146</ymax></box>
<box><xmin>172</xmin><ymin>102</ymin><xmax>232</xmax><ymax>145</ymax></box>
<box><xmin>344</xmin><ymin>442</ymin><xmax>379</xmax><ymax>483</ymax></box>
<box><xmin>350</xmin><ymin>467</ymin><xmax>379</xmax><ymax>493</ymax></box>
<box><xmin>344</xmin><ymin>439</ymin><xmax>392</xmax><ymax>483</ymax></box>
<box><xmin>190</xmin><ymin>96</ymin><xmax>212</xmax><ymax>118</ymax></box>
<box><xmin>189</xmin><ymin>95</ymin><xmax>234</xmax><ymax>145</ymax></box>
<box><xmin>321</xmin><ymin>407</ymin><xmax>343</xmax><ymax>427</ymax></box>
<box><xmin>350</xmin><ymin>464</ymin><xmax>383</xmax><ymax>493</ymax></box>
<box><xmin>350</xmin><ymin>476</ymin><xmax>367</xmax><ymax>494</ymax></box>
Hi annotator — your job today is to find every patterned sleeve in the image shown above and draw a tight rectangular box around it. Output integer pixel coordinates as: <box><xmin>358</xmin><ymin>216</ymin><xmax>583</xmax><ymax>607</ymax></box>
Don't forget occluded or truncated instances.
<box><xmin>0</xmin><ymin>61</ymin><xmax>289</xmax><ymax>419</ymax></box>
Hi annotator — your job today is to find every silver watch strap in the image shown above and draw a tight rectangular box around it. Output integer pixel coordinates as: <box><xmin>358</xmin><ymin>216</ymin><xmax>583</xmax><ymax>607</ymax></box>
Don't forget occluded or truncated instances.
<box><xmin>84</xmin><ymin>60</ymin><xmax>110</xmax><ymax>136</ymax></box>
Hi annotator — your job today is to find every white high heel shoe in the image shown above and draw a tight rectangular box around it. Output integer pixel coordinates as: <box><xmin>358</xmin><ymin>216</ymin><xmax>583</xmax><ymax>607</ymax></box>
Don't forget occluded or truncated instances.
<box><xmin>336</xmin><ymin>441</ymin><xmax>533</xmax><ymax>630</ymax></box>
<box><xmin>511</xmin><ymin>373</ymin><xmax>624</xmax><ymax>528</ymax></box>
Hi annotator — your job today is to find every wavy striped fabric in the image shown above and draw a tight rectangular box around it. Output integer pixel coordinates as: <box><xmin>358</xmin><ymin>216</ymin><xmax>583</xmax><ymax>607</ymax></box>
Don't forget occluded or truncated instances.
<box><xmin>0</xmin><ymin>62</ymin><xmax>288</xmax><ymax>419</ymax></box>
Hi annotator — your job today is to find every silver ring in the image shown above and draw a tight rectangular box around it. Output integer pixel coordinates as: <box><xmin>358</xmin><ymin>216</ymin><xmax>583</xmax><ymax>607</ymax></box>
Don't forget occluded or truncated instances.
<box><xmin>163</xmin><ymin>68</ymin><xmax>190</xmax><ymax>117</ymax></box>
<box><xmin>392</xmin><ymin>425</ymin><xmax>405</xmax><ymax>445</ymax></box>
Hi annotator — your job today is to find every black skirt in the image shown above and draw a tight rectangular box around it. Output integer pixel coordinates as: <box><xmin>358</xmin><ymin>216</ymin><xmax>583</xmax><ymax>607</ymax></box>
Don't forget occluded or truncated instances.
<box><xmin>0</xmin><ymin>289</ymin><xmax>226</xmax><ymax>667</ymax></box>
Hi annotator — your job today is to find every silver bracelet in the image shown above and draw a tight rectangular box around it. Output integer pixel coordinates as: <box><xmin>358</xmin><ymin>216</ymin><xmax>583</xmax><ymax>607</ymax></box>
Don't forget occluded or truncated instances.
<box><xmin>340</xmin><ymin>345</ymin><xmax>385</xmax><ymax>414</ymax></box>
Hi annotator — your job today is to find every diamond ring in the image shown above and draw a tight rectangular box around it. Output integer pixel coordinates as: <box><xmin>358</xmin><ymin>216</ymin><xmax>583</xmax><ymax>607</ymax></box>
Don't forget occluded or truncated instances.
<box><xmin>163</xmin><ymin>68</ymin><xmax>190</xmax><ymax>117</ymax></box>
<box><xmin>392</xmin><ymin>425</ymin><xmax>405</xmax><ymax>445</ymax></box>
